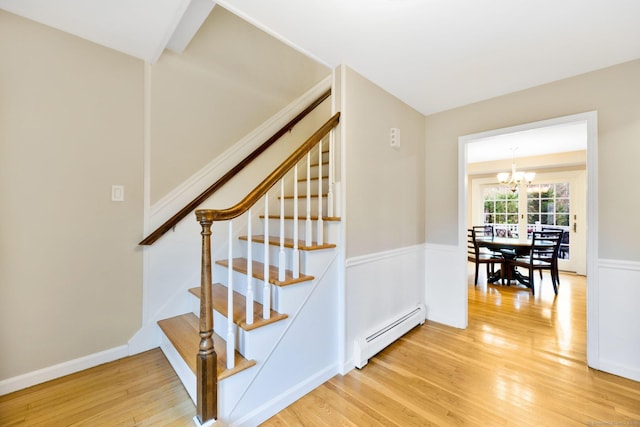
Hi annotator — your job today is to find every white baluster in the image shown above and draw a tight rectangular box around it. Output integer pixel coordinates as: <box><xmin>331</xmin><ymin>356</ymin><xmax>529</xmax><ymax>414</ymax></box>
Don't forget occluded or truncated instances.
<box><xmin>263</xmin><ymin>193</ymin><xmax>271</xmax><ymax>319</ymax></box>
<box><xmin>278</xmin><ymin>178</ymin><xmax>286</xmax><ymax>282</ymax></box>
<box><xmin>328</xmin><ymin>129</ymin><xmax>335</xmax><ymax>218</ymax></box>
<box><xmin>246</xmin><ymin>208</ymin><xmax>253</xmax><ymax>326</ymax></box>
<box><xmin>292</xmin><ymin>165</ymin><xmax>300</xmax><ymax>278</ymax></box>
<box><xmin>227</xmin><ymin>220</ymin><xmax>235</xmax><ymax>369</ymax></box>
<box><xmin>305</xmin><ymin>152</ymin><xmax>312</xmax><ymax>247</ymax></box>
<box><xmin>317</xmin><ymin>142</ymin><xmax>324</xmax><ymax>246</ymax></box>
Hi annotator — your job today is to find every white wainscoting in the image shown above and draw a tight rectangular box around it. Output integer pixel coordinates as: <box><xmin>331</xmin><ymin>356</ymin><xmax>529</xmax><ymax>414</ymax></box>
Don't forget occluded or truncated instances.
<box><xmin>596</xmin><ymin>259</ymin><xmax>640</xmax><ymax>382</ymax></box>
<box><xmin>343</xmin><ymin>244</ymin><xmax>426</xmax><ymax>371</ymax></box>
<box><xmin>424</xmin><ymin>243</ymin><xmax>467</xmax><ymax>329</ymax></box>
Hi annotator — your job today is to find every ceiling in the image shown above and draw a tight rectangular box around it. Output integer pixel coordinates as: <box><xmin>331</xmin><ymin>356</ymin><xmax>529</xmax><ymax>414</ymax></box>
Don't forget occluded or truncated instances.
<box><xmin>2</xmin><ymin>0</ymin><xmax>639</xmax><ymax>115</ymax></box>
<box><xmin>466</xmin><ymin>120</ymin><xmax>587</xmax><ymax>164</ymax></box>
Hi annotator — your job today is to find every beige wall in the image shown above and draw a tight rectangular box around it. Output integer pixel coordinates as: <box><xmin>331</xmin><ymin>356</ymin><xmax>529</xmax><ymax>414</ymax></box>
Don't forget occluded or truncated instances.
<box><xmin>0</xmin><ymin>6</ymin><xmax>331</xmax><ymax>384</ymax></box>
<box><xmin>0</xmin><ymin>11</ymin><xmax>144</xmax><ymax>379</ymax></box>
<box><xmin>425</xmin><ymin>59</ymin><xmax>640</xmax><ymax>261</ymax></box>
<box><xmin>150</xmin><ymin>6</ymin><xmax>330</xmax><ymax>204</ymax></box>
<box><xmin>343</xmin><ymin>67</ymin><xmax>426</xmax><ymax>258</ymax></box>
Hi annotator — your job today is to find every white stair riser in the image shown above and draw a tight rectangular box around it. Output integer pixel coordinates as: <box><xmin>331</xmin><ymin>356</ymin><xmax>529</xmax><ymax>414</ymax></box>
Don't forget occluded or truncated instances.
<box><xmin>260</xmin><ymin>219</ymin><xmax>340</xmax><ymax>246</ymax></box>
<box><xmin>294</xmin><ymin>176</ymin><xmax>329</xmax><ymax>194</ymax></box>
<box><xmin>211</xmin><ymin>266</ymin><xmax>269</xmax><ymax>305</ymax></box>
<box><xmin>273</xmin><ymin>280</ymin><xmax>315</xmax><ymax>314</ymax></box>
<box><xmin>271</xmin><ymin>197</ymin><xmax>328</xmax><ymax>218</ymax></box>
<box><xmin>188</xmin><ymin>292</ymin><xmax>287</xmax><ymax>362</ymax></box>
<box><xmin>297</xmin><ymin>163</ymin><xmax>329</xmax><ymax>180</ymax></box>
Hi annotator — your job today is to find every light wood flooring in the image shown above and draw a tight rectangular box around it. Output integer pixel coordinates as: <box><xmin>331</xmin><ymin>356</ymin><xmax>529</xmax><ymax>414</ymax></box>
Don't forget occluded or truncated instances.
<box><xmin>2</xmin><ymin>271</ymin><xmax>639</xmax><ymax>426</ymax></box>
<box><xmin>263</xmin><ymin>272</ymin><xmax>640</xmax><ymax>426</ymax></box>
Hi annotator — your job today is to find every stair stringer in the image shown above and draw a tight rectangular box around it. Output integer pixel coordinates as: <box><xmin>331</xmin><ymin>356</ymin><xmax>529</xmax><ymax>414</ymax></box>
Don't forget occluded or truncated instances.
<box><xmin>224</xmin><ymin>250</ymin><xmax>342</xmax><ymax>426</ymax></box>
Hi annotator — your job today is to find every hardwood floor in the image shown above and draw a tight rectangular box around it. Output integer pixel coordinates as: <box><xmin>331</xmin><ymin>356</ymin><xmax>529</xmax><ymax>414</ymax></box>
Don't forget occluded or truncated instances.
<box><xmin>0</xmin><ymin>349</ymin><xmax>196</xmax><ymax>426</ymax></box>
<box><xmin>2</xmin><ymin>271</ymin><xmax>639</xmax><ymax>426</ymax></box>
<box><xmin>264</xmin><ymin>272</ymin><xmax>640</xmax><ymax>426</ymax></box>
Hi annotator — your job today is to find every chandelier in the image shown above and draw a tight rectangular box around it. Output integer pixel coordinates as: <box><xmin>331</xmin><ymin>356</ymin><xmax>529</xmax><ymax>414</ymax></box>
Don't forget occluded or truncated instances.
<box><xmin>497</xmin><ymin>148</ymin><xmax>535</xmax><ymax>192</ymax></box>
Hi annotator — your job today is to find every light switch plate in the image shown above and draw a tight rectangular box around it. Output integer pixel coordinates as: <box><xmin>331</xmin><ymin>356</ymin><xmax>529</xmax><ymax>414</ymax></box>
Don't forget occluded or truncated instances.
<box><xmin>111</xmin><ymin>185</ymin><xmax>124</xmax><ymax>202</ymax></box>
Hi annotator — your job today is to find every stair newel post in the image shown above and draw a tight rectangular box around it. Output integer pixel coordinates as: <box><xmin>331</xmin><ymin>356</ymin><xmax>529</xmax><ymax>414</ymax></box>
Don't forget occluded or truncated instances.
<box><xmin>278</xmin><ymin>178</ymin><xmax>286</xmax><ymax>282</ymax></box>
<box><xmin>195</xmin><ymin>210</ymin><xmax>218</xmax><ymax>424</ymax></box>
<box><xmin>328</xmin><ymin>128</ymin><xmax>335</xmax><ymax>218</ymax></box>
<box><xmin>292</xmin><ymin>164</ymin><xmax>300</xmax><ymax>278</ymax></box>
<box><xmin>246</xmin><ymin>208</ymin><xmax>254</xmax><ymax>326</ymax></box>
<box><xmin>227</xmin><ymin>220</ymin><xmax>235</xmax><ymax>369</ymax></box>
<box><xmin>317</xmin><ymin>141</ymin><xmax>324</xmax><ymax>246</ymax></box>
<box><xmin>263</xmin><ymin>193</ymin><xmax>271</xmax><ymax>319</ymax></box>
<box><xmin>305</xmin><ymin>152</ymin><xmax>312</xmax><ymax>247</ymax></box>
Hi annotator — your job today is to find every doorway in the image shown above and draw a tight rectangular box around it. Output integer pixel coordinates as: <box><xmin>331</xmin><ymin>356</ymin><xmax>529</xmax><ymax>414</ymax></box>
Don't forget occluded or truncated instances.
<box><xmin>458</xmin><ymin>111</ymin><xmax>599</xmax><ymax>367</ymax></box>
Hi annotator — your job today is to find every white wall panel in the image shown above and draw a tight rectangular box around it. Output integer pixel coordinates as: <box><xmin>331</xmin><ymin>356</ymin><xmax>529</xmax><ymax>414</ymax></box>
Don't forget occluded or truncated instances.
<box><xmin>597</xmin><ymin>259</ymin><xmax>640</xmax><ymax>381</ymax></box>
<box><xmin>424</xmin><ymin>243</ymin><xmax>467</xmax><ymax>328</ymax></box>
<box><xmin>344</xmin><ymin>245</ymin><xmax>426</xmax><ymax>370</ymax></box>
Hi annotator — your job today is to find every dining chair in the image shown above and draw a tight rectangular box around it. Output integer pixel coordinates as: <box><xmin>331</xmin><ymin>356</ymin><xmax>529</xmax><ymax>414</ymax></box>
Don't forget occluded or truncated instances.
<box><xmin>539</xmin><ymin>226</ymin><xmax>568</xmax><ymax>286</ymax></box>
<box><xmin>468</xmin><ymin>228</ymin><xmax>504</xmax><ymax>286</ymax></box>
<box><xmin>472</xmin><ymin>225</ymin><xmax>503</xmax><ymax>257</ymax></box>
<box><xmin>509</xmin><ymin>230</ymin><xmax>563</xmax><ymax>295</ymax></box>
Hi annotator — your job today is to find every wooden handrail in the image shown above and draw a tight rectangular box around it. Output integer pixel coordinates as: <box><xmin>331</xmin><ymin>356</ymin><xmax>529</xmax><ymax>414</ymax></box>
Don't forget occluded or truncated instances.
<box><xmin>139</xmin><ymin>89</ymin><xmax>331</xmax><ymax>246</ymax></box>
<box><xmin>195</xmin><ymin>112</ymin><xmax>340</xmax><ymax>222</ymax></box>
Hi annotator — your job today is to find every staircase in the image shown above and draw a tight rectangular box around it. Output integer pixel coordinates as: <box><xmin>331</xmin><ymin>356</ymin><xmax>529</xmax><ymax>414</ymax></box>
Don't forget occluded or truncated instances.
<box><xmin>154</xmin><ymin>114</ymin><xmax>341</xmax><ymax>426</ymax></box>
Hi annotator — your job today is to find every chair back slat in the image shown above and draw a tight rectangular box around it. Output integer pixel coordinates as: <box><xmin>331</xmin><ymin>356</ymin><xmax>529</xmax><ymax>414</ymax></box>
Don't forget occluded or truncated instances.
<box><xmin>467</xmin><ymin>229</ymin><xmax>477</xmax><ymax>257</ymax></box>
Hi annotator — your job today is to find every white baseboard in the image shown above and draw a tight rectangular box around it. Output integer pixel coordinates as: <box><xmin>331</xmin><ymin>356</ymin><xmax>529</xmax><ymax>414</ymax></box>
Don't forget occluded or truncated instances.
<box><xmin>0</xmin><ymin>345</ymin><xmax>128</xmax><ymax>396</ymax></box>
<box><xmin>598</xmin><ymin>359</ymin><xmax>640</xmax><ymax>382</ymax></box>
<box><xmin>128</xmin><ymin>322</ymin><xmax>162</xmax><ymax>356</ymax></box>
<box><xmin>229</xmin><ymin>363</ymin><xmax>338</xmax><ymax>427</ymax></box>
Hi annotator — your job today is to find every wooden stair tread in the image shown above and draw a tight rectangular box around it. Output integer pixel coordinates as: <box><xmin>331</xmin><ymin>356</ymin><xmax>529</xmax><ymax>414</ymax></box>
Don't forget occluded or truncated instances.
<box><xmin>261</xmin><ymin>215</ymin><xmax>341</xmax><ymax>221</ymax></box>
<box><xmin>297</xmin><ymin>175</ymin><xmax>328</xmax><ymax>182</ymax></box>
<box><xmin>239</xmin><ymin>235</ymin><xmax>335</xmax><ymax>251</ymax></box>
<box><xmin>188</xmin><ymin>284</ymin><xmax>288</xmax><ymax>331</ymax></box>
<box><xmin>158</xmin><ymin>313</ymin><xmax>256</xmax><ymax>381</ymax></box>
<box><xmin>215</xmin><ymin>258</ymin><xmax>314</xmax><ymax>287</ymax></box>
<box><xmin>279</xmin><ymin>194</ymin><xmax>327</xmax><ymax>199</ymax></box>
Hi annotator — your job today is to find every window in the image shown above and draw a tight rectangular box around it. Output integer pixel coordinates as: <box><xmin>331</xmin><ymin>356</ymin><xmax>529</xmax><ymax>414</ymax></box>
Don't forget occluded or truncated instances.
<box><xmin>526</xmin><ymin>183</ymin><xmax>570</xmax><ymax>259</ymax></box>
<box><xmin>483</xmin><ymin>186</ymin><xmax>519</xmax><ymax>236</ymax></box>
<box><xmin>526</xmin><ymin>183</ymin><xmax>570</xmax><ymax>229</ymax></box>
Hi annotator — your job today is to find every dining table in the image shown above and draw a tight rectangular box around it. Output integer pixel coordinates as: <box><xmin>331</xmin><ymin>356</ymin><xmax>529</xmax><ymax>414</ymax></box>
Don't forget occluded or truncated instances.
<box><xmin>475</xmin><ymin>236</ymin><xmax>554</xmax><ymax>289</ymax></box>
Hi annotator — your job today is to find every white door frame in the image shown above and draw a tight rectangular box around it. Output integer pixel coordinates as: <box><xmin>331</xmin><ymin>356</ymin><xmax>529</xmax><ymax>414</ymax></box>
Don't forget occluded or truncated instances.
<box><xmin>458</xmin><ymin>111</ymin><xmax>599</xmax><ymax>368</ymax></box>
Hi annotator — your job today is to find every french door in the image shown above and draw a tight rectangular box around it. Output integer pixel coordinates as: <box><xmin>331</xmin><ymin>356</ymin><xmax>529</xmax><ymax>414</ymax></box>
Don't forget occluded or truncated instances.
<box><xmin>473</xmin><ymin>170</ymin><xmax>586</xmax><ymax>274</ymax></box>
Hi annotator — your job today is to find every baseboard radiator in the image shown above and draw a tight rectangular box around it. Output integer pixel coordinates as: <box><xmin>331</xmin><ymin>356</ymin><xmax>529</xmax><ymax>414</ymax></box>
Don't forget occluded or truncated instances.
<box><xmin>354</xmin><ymin>304</ymin><xmax>426</xmax><ymax>369</ymax></box>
